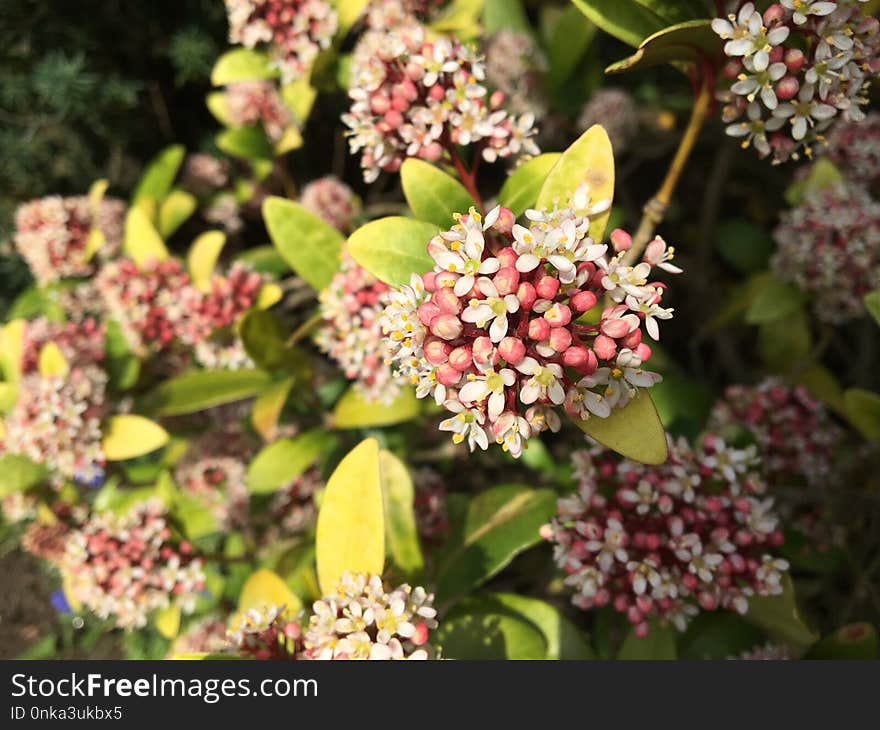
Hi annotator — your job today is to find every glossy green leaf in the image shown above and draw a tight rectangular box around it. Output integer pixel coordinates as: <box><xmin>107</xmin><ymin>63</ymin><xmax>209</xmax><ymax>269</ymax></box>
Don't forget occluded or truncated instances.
<box><xmin>378</xmin><ymin>450</ymin><xmax>423</xmax><ymax>575</ymax></box>
<box><xmin>498</xmin><ymin>153</ymin><xmax>561</xmax><ymax>217</ymax></box>
<box><xmin>606</xmin><ymin>20</ymin><xmax>720</xmax><ymax>74</ymax></box>
<box><xmin>173</xmin><ymin>492</ymin><xmax>220</xmax><ymax>540</ymax></box>
<box><xmin>247</xmin><ymin>429</ymin><xmax>336</xmax><ymax>494</ymax></box>
<box><xmin>714</xmin><ymin>219</ymin><xmax>773</xmax><ymax>274</ymax></box>
<box><xmin>132</xmin><ymin>145</ymin><xmax>185</xmax><ymax>205</ymax></box>
<box><xmin>280</xmin><ymin>77</ymin><xmax>318</xmax><ymax>124</ymax></box>
<box><xmin>102</xmin><ymin>415</ymin><xmax>170</xmax><ymax>461</ymax></box>
<box><xmin>142</xmin><ymin>369</ymin><xmax>271</xmax><ymax>417</ymax></box>
<box><xmin>154</xmin><ymin>605</ymin><xmax>181</xmax><ymax>640</ymax></box>
<box><xmin>211</xmin><ymin>49</ymin><xmax>278</xmax><ymax>85</ymax></box>
<box><xmin>235</xmin><ymin>245</ymin><xmax>291</xmax><ymax>277</ymax></box>
<box><xmin>436</xmin><ymin>602</ymin><xmax>548</xmax><ymax>660</ymax></box>
<box><xmin>482</xmin><ymin>0</ymin><xmax>530</xmax><ymax>33</ymax></box>
<box><xmin>536</xmin><ymin>125</ymin><xmax>615</xmax><ymax>240</ymax></box>
<box><xmin>238</xmin><ymin>568</ymin><xmax>302</xmax><ymax>614</ymax></box>
<box><xmin>0</xmin><ymin>454</ymin><xmax>48</xmax><ymax>497</ymax></box>
<box><xmin>0</xmin><ymin>319</ymin><xmax>25</xmax><ymax>383</ymax></box>
<box><xmin>744</xmin><ymin>575</ymin><xmax>819</xmax><ymax>648</ymax></box>
<box><xmin>217</xmin><ymin>126</ymin><xmax>273</xmax><ymax>161</ymax></box>
<box><xmin>263</xmin><ymin>196</ymin><xmax>345</xmax><ymax>291</ymax></box>
<box><xmin>806</xmin><ymin>623</ymin><xmax>879</xmax><ymax>660</ymax></box>
<box><xmin>758</xmin><ymin>309</ymin><xmax>811</xmax><ymax>373</ymax></box>
<box><xmin>679</xmin><ymin>612</ymin><xmax>765</xmax><ymax>660</ymax></box>
<box><xmin>798</xmin><ymin>365</ymin><xmax>847</xmax><ymax>417</ymax></box>
<box><xmin>435</xmin><ymin>484</ymin><xmax>556</xmax><ymax>602</ymax></box>
<box><xmin>745</xmin><ymin>275</ymin><xmax>807</xmax><ymax>324</ymax></box>
<box><xmin>336</xmin><ymin>0</ymin><xmax>370</xmax><ymax>33</ymax></box>
<box><xmin>315</xmin><ymin>438</ymin><xmax>385</xmax><ymax>594</ymax></box>
<box><xmin>333</xmin><ymin>386</ymin><xmax>421</xmax><ymax>428</ymax></box>
<box><xmin>572</xmin><ymin>391</ymin><xmax>669</xmax><ymax>465</ymax></box>
<box><xmin>546</xmin><ymin>5</ymin><xmax>596</xmax><ymax>88</ymax></box>
<box><xmin>571</xmin><ymin>0</ymin><xmax>666</xmax><ymax>48</ymax></box>
<box><xmin>400</xmin><ymin>159</ymin><xmax>476</xmax><ymax>227</ymax></box>
<box><xmin>617</xmin><ymin>620</ymin><xmax>678</xmax><ymax>659</ymax></box>
<box><xmin>347</xmin><ymin>216</ymin><xmax>438</xmax><ymax>287</ymax></box>
<box><xmin>239</xmin><ymin>309</ymin><xmax>304</xmax><ymax>371</ymax></box>
<box><xmin>843</xmin><ymin>388</ymin><xmax>880</xmax><ymax>441</ymax></box>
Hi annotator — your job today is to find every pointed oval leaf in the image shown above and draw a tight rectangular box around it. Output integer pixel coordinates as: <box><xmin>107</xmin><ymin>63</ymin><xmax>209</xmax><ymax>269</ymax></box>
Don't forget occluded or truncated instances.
<box><xmin>437</xmin><ymin>603</ymin><xmax>548</xmax><ymax>659</ymax></box>
<box><xmin>0</xmin><ymin>319</ymin><xmax>25</xmax><ymax>382</ymax></box>
<box><xmin>400</xmin><ymin>159</ymin><xmax>475</xmax><ymax>227</ymax></box>
<box><xmin>744</xmin><ymin>574</ymin><xmax>818</xmax><ymax>648</ymax></box>
<box><xmin>378</xmin><ymin>450</ymin><xmax>424</xmax><ymax>575</ymax></box>
<box><xmin>332</xmin><ymin>386</ymin><xmax>420</xmax><ymax>428</ymax></box>
<box><xmin>132</xmin><ymin>145</ymin><xmax>185</xmax><ymax>205</ymax></box>
<box><xmin>281</xmin><ymin>78</ymin><xmax>317</xmax><ymax>123</ymax></box>
<box><xmin>263</xmin><ymin>197</ymin><xmax>344</xmax><ymax>291</ymax></box>
<box><xmin>0</xmin><ymin>454</ymin><xmax>48</xmax><ymax>497</ymax></box>
<box><xmin>124</xmin><ymin>207</ymin><xmax>169</xmax><ymax>267</ymax></box>
<box><xmin>246</xmin><ymin>429</ymin><xmax>336</xmax><ymax>494</ymax></box>
<box><xmin>142</xmin><ymin>369</ymin><xmax>272</xmax><ymax>417</ymax></box>
<box><xmin>347</xmin><ymin>216</ymin><xmax>438</xmax><ymax>286</ymax></box>
<box><xmin>618</xmin><ymin>620</ymin><xmax>678</xmax><ymax>659</ymax></box>
<box><xmin>211</xmin><ymin>49</ymin><xmax>279</xmax><ymax>85</ymax></box>
<box><xmin>606</xmin><ymin>20</ymin><xmax>721</xmax><ymax>74</ymax></box>
<box><xmin>315</xmin><ymin>438</ymin><xmax>385</xmax><ymax>594</ymax></box>
<box><xmin>572</xmin><ymin>390</ymin><xmax>668</xmax><ymax>465</ymax></box>
<box><xmin>187</xmin><ymin>231</ymin><xmax>227</xmax><ymax>293</ymax></box>
<box><xmin>336</xmin><ymin>0</ymin><xmax>370</xmax><ymax>33</ymax></box>
<box><xmin>843</xmin><ymin>388</ymin><xmax>880</xmax><ymax>441</ymax></box>
<box><xmin>536</xmin><ymin>125</ymin><xmax>615</xmax><ymax>240</ymax></box>
<box><xmin>154</xmin><ymin>604</ymin><xmax>181</xmax><ymax>639</ymax></box>
<box><xmin>256</xmin><ymin>282</ymin><xmax>283</xmax><ymax>309</ymax></box>
<box><xmin>217</xmin><ymin>126</ymin><xmax>273</xmax><ymax>161</ymax></box>
<box><xmin>571</xmin><ymin>0</ymin><xmax>666</xmax><ymax>48</ymax></box>
<box><xmin>38</xmin><ymin>342</ymin><xmax>69</xmax><ymax>378</ymax></box>
<box><xmin>238</xmin><ymin>568</ymin><xmax>302</xmax><ymax>614</ymax></box>
<box><xmin>206</xmin><ymin>92</ymin><xmax>233</xmax><ymax>126</ymax></box>
<box><xmin>102</xmin><ymin>415</ymin><xmax>170</xmax><ymax>461</ymax></box>
<box><xmin>159</xmin><ymin>190</ymin><xmax>198</xmax><ymax>239</ymax></box>
<box><xmin>251</xmin><ymin>376</ymin><xmax>295</xmax><ymax>441</ymax></box>
<box><xmin>498</xmin><ymin>153</ymin><xmax>561</xmax><ymax>217</ymax></box>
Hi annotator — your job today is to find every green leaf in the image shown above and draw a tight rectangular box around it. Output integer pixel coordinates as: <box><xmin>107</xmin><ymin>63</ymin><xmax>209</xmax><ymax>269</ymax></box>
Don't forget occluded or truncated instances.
<box><xmin>806</xmin><ymin>623</ymin><xmax>879</xmax><ymax>660</ymax></box>
<box><xmin>142</xmin><ymin>369</ymin><xmax>271</xmax><ymax>417</ymax></box>
<box><xmin>744</xmin><ymin>574</ymin><xmax>819</xmax><ymax>648</ymax></box>
<box><xmin>238</xmin><ymin>309</ymin><xmax>296</xmax><ymax>371</ymax></box>
<box><xmin>0</xmin><ymin>319</ymin><xmax>25</xmax><ymax>383</ymax></box>
<box><xmin>280</xmin><ymin>77</ymin><xmax>318</xmax><ymax>124</ymax></box>
<box><xmin>798</xmin><ymin>364</ymin><xmax>847</xmax><ymax>417</ymax></box>
<box><xmin>251</xmin><ymin>376</ymin><xmax>294</xmax><ymax>441</ymax></box>
<box><xmin>843</xmin><ymin>388</ymin><xmax>880</xmax><ymax>441</ymax></box>
<box><xmin>315</xmin><ymin>438</ymin><xmax>385</xmax><ymax>594</ymax></box>
<box><xmin>536</xmin><ymin>125</ymin><xmax>615</xmax><ymax>240</ymax></box>
<box><xmin>235</xmin><ymin>245</ymin><xmax>291</xmax><ymax>277</ymax></box>
<box><xmin>864</xmin><ymin>290</ymin><xmax>880</xmax><ymax>326</ymax></box>
<box><xmin>378</xmin><ymin>450</ymin><xmax>424</xmax><ymax>575</ymax></box>
<box><xmin>217</xmin><ymin>126</ymin><xmax>273</xmax><ymax>161</ymax></box>
<box><xmin>679</xmin><ymin>612</ymin><xmax>765</xmax><ymax>659</ymax></box>
<box><xmin>430</xmin><ymin>0</ymin><xmax>485</xmax><ymax>40</ymax></box>
<box><xmin>102</xmin><ymin>415</ymin><xmax>169</xmax><ymax>461</ymax></box>
<box><xmin>0</xmin><ymin>454</ymin><xmax>48</xmax><ymax>497</ymax></box>
<box><xmin>262</xmin><ymin>196</ymin><xmax>345</xmax><ymax>291</ymax></box>
<box><xmin>482</xmin><ymin>0</ymin><xmax>530</xmax><ymax>34</ymax></box>
<box><xmin>785</xmin><ymin>158</ymin><xmax>843</xmax><ymax>206</ymax></box>
<box><xmin>617</xmin><ymin>620</ymin><xmax>678</xmax><ymax>659</ymax></box>
<box><xmin>572</xmin><ymin>391</ymin><xmax>669</xmax><ymax>465</ymax></box>
<box><xmin>347</xmin><ymin>216</ymin><xmax>438</xmax><ymax>287</ymax></box>
<box><xmin>745</xmin><ymin>275</ymin><xmax>807</xmax><ymax>324</ymax></box>
<box><xmin>714</xmin><ymin>219</ymin><xmax>773</xmax><ymax>274</ymax></box>
<box><xmin>173</xmin><ymin>492</ymin><xmax>220</xmax><ymax>540</ymax></box>
<box><xmin>546</xmin><ymin>5</ymin><xmax>596</xmax><ymax>89</ymax></box>
<box><xmin>132</xmin><ymin>145</ymin><xmax>185</xmax><ymax>205</ymax></box>
<box><xmin>400</xmin><ymin>159</ymin><xmax>476</xmax><ymax>227</ymax></box>
<box><xmin>498</xmin><ymin>153</ymin><xmax>561</xmax><ymax>217</ymax></box>
<box><xmin>187</xmin><ymin>230</ymin><xmax>226</xmax><ymax>292</ymax></box>
<box><xmin>758</xmin><ymin>309</ymin><xmax>811</xmax><ymax>373</ymax></box>
<box><xmin>571</xmin><ymin>0</ymin><xmax>666</xmax><ymax>48</ymax></box>
<box><xmin>435</xmin><ymin>484</ymin><xmax>556</xmax><ymax>602</ymax></box>
<box><xmin>247</xmin><ymin>429</ymin><xmax>336</xmax><ymax>494</ymax></box>
<box><xmin>211</xmin><ymin>49</ymin><xmax>278</xmax><ymax>85</ymax></box>
<box><xmin>336</xmin><ymin>0</ymin><xmax>370</xmax><ymax>32</ymax></box>
<box><xmin>436</xmin><ymin>602</ymin><xmax>548</xmax><ymax>659</ymax></box>
<box><xmin>332</xmin><ymin>386</ymin><xmax>421</xmax><ymax>428</ymax></box>
<box><xmin>124</xmin><ymin>207</ymin><xmax>169</xmax><ymax>267</ymax></box>
<box><xmin>159</xmin><ymin>190</ymin><xmax>197</xmax><ymax>239</ymax></box>
<box><xmin>206</xmin><ymin>92</ymin><xmax>232</xmax><ymax>126</ymax></box>
<box><xmin>104</xmin><ymin>319</ymin><xmax>140</xmax><ymax>391</ymax></box>
<box><xmin>606</xmin><ymin>20</ymin><xmax>720</xmax><ymax>74</ymax></box>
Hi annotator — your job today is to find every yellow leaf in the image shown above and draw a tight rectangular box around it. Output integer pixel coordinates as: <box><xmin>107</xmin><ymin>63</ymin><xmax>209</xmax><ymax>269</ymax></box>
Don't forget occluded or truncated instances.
<box><xmin>238</xmin><ymin>568</ymin><xmax>302</xmax><ymax>614</ymax></box>
<box><xmin>316</xmin><ymin>438</ymin><xmax>385</xmax><ymax>594</ymax></box>
<box><xmin>0</xmin><ymin>319</ymin><xmax>25</xmax><ymax>382</ymax></box>
<box><xmin>36</xmin><ymin>502</ymin><xmax>57</xmax><ymax>525</ymax></box>
<box><xmin>281</xmin><ymin>78</ymin><xmax>318</xmax><ymax>123</ymax></box>
<box><xmin>88</xmin><ymin>178</ymin><xmax>109</xmax><ymax>210</ymax></box>
<box><xmin>159</xmin><ymin>190</ymin><xmax>198</xmax><ymax>238</ymax></box>
<box><xmin>83</xmin><ymin>228</ymin><xmax>106</xmax><ymax>262</ymax></box>
<box><xmin>332</xmin><ymin>385</ymin><xmax>420</xmax><ymax>428</ymax></box>
<box><xmin>154</xmin><ymin>604</ymin><xmax>181</xmax><ymax>639</ymax></box>
<box><xmin>274</xmin><ymin>125</ymin><xmax>304</xmax><ymax>155</ymax></box>
<box><xmin>124</xmin><ymin>206</ymin><xmax>169</xmax><ymax>268</ymax></box>
<box><xmin>62</xmin><ymin>574</ymin><xmax>83</xmax><ymax>613</ymax></box>
<box><xmin>102</xmin><ymin>414</ymin><xmax>170</xmax><ymax>461</ymax></box>
<box><xmin>187</xmin><ymin>231</ymin><xmax>226</xmax><ymax>293</ymax></box>
<box><xmin>536</xmin><ymin>125</ymin><xmax>615</xmax><ymax>241</ymax></box>
<box><xmin>38</xmin><ymin>342</ymin><xmax>69</xmax><ymax>378</ymax></box>
<box><xmin>251</xmin><ymin>376</ymin><xmax>294</xmax><ymax>441</ymax></box>
<box><xmin>256</xmin><ymin>282</ymin><xmax>282</xmax><ymax>309</ymax></box>
<box><xmin>572</xmin><ymin>391</ymin><xmax>668</xmax><ymax>465</ymax></box>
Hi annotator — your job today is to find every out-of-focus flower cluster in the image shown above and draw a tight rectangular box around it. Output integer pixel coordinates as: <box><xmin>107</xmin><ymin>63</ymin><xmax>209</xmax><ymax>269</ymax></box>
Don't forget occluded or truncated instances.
<box><xmin>362</xmin><ymin>0</ymin><xmax>445</xmax><ymax>30</ymax></box>
<box><xmin>412</xmin><ymin>468</ymin><xmax>450</xmax><ymax>541</ymax></box>
<box><xmin>822</xmin><ymin>111</ymin><xmax>880</xmax><ymax>185</ymax></box>
<box><xmin>542</xmin><ymin>437</ymin><xmax>788</xmax><ymax>637</ymax></box>
<box><xmin>709</xmin><ymin>378</ymin><xmax>844</xmax><ymax>486</ymax></box>
<box><xmin>771</xmin><ymin>180</ymin><xmax>880</xmax><ymax>322</ymax></box>
<box><xmin>735</xmin><ymin>642</ymin><xmax>792</xmax><ymax>659</ymax></box>
<box><xmin>300</xmin><ymin>176</ymin><xmax>361</xmax><ymax>233</ymax></box>
<box><xmin>343</xmin><ymin>23</ymin><xmax>539</xmax><ymax>182</ymax></box>
<box><xmin>578</xmin><ymin>89</ymin><xmax>640</xmax><ymax>156</ymax></box>
<box><xmin>14</xmin><ymin>196</ymin><xmax>125</xmax><ymax>285</ymax></box>
<box><xmin>228</xmin><ymin>605</ymin><xmax>304</xmax><ymax>659</ymax></box>
<box><xmin>225</xmin><ymin>0</ymin><xmax>337</xmax><ymax>83</ymax></box>
<box><xmin>714</xmin><ymin>0</ymin><xmax>880</xmax><ymax>163</ymax></box>
<box><xmin>226</xmin><ymin>80</ymin><xmax>293</xmax><ymax>143</ymax></box>
<box><xmin>483</xmin><ymin>30</ymin><xmax>547</xmax><ymax>118</ymax></box>
<box><xmin>61</xmin><ymin>501</ymin><xmax>206</xmax><ymax>630</ymax></box>
<box><xmin>316</xmin><ymin>252</ymin><xmax>399</xmax><ymax>403</ymax></box>
<box><xmin>382</xmin><ymin>195</ymin><xmax>680</xmax><ymax>457</ymax></box>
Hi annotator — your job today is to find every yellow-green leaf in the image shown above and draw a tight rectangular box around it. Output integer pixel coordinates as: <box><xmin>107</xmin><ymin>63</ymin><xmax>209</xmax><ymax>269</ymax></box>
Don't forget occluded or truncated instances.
<box><xmin>0</xmin><ymin>382</ymin><xmax>19</xmax><ymax>413</ymax></box>
<box><xmin>238</xmin><ymin>568</ymin><xmax>302</xmax><ymax>614</ymax></box>
<box><xmin>256</xmin><ymin>282</ymin><xmax>282</xmax><ymax>309</ymax></box>
<box><xmin>315</xmin><ymin>438</ymin><xmax>385</xmax><ymax>594</ymax></box>
<box><xmin>83</xmin><ymin>228</ymin><xmax>106</xmax><ymax>261</ymax></box>
<box><xmin>124</xmin><ymin>206</ymin><xmax>169</xmax><ymax>267</ymax></box>
<box><xmin>159</xmin><ymin>190</ymin><xmax>198</xmax><ymax>238</ymax></box>
<box><xmin>212</xmin><ymin>49</ymin><xmax>279</xmax><ymax>85</ymax></box>
<box><xmin>844</xmin><ymin>388</ymin><xmax>880</xmax><ymax>441</ymax></box>
<box><xmin>132</xmin><ymin>145</ymin><xmax>185</xmax><ymax>205</ymax></box>
<box><xmin>38</xmin><ymin>342</ymin><xmax>69</xmax><ymax>378</ymax></box>
<box><xmin>102</xmin><ymin>415</ymin><xmax>170</xmax><ymax>461</ymax></box>
<box><xmin>251</xmin><ymin>376</ymin><xmax>294</xmax><ymax>441</ymax></box>
<box><xmin>379</xmin><ymin>450</ymin><xmax>423</xmax><ymax>574</ymax></box>
<box><xmin>274</xmin><ymin>125</ymin><xmax>303</xmax><ymax>155</ymax></box>
<box><xmin>333</xmin><ymin>386</ymin><xmax>420</xmax><ymax>428</ymax></box>
<box><xmin>400</xmin><ymin>158</ymin><xmax>475</xmax><ymax>227</ymax></box>
<box><xmin>498</xmin><ymin>153</ymin><xmax>561</xmax><ymax>217</ymax></box>
<box><xmin>88</xmin><ymin>178</ymin><xmax>109</xmax><ymax>209</ymax></box>
<box><xmin>572</xmin><ymin>391</ymin><xmax>668</xmax><ymax>465</ymax></box>
<box><xmin>744</xmin><ymin>574</ymin><xmax>818</xmax><ymax>648</ymax></box>
<box><xmin>281</xmin><ymin>77</ymin><xmax>318</xmax><ymax>123</ymax></box>
<box><xmin>347</xmin><ymin>216</ymin><xmax>438</xmax><ymax>287</ymax></box>
<box><xmin>154</xmin><ymin>604</ymin><xmax>181</xmax><ymax>639</ymax></box>
<box><xmin>536</xmin><ymin>125</ymin><xmax>615</xmax><ymax>240</ymax></box>
<box><xmin>336</xmin><ymin>0</ymin><xmax>370</xmax><ymax>33</ymax></box>
<box><xmin>0</xmin><ymin>319</ymin><xmax>25</xmax><ymax>382</ymax></box>
<box><xmin>206</xmin><ymin>92</ymin><xmax>233</xmax><ymax>126</ymax></box>
<box><xmin>187</xmin><ymin>231</ymin><xmax>226</xmax><ymax>293</ymax></box>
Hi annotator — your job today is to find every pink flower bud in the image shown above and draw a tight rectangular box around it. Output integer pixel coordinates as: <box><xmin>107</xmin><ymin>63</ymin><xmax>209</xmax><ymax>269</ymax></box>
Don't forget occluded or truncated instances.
<box><xmin>422</xmin><ymin>271</ymin><xmax>438</xmax><ymax>291</ymax></box>
<box><xmin>776</xmin><ymin>76</ymin><xmax>799</xmax><ymax>101</ymax></box>
<box><xmin>435</xmin><ymin>271</ymin><xmax>459</xmax><ymax>289</ymax></box>
<box><xmin>472</xmin><ymin>336</ymin><xmax>497</xmax><ymax>366</ymax></box>
<box><xmin>610</xmin><ymin>228</ymin><xmax>632</xmax><ymax>252</ymax></box>
<box><xmin>418</xmin><ymin>301</ymin><xmax>441</xmax><ymax>327</ymax></box>
<box><xmin>436</xmin><ymin>363</ymin><xmax>462</xmax><ymax>387</ymax></box>
<box><xmin>562</xmin><ymin>344</ymin><xmax>592</xmax><ymax>372</ymax></box>
<box><xmin>431</xmin><ymin>313</ymin><xmax>463</xmax><ymax>340</ymax></box>
<box><xmin>535</xmin><ymin>274</ymin><xmax>559</xmax><ymax>300</ymax></box>
<box><xmin>406</xmin><ymin>61</ymin><xmax>424</xmax><ymax>81</ymax></box>
<box><xmin>549</xmin><ymin>327</ymin><xmax>572</xmax><ymax>352</ymax></box>
<box><xmin>600</xmin><ymin>317</ymin><xmax>632</xmax><ymax>339</ymax></box>
<box><xmin>528</xmin><ymin>317</ymin><xmax>551</xmax><ymax>341</ymax></box>
<box><xmin>570</xmin><ymin>290</ymin><xmax>598</xmax><ymax>313</ymax></box>
<box><xmin>495</xmin><ymin>208</ymin><xmax>516</xmax><ymax>236</ymax></box>
<box><xmin>432</xmin><ymin>287</ymin><xmax>462</xmax><ymax>315</ymax></box>
<box><xmin>496</xmin><ymin>246</ymin><xmax>518</xmax><ymax>268</ymax></box>
<box><xmin>448</xmin><ymin>345</ymin><xmax>473</xmax><ymax>371</ymax></box>
<box><xmin>494</xmin><ymin>266</ymin><xmax>520</xmax><ymax>295</ymax></box>
<box><xmin>722</xmin><ymin>58</ymin><xmax>743</xmax><ymax>80</ymax></box>
<box><xmin>784</xmin><ymin>47</ymin><xmax>805</xmax><ymax>72</ymax></box>
<box><xmin>768</xmin><ymin>45</ymin><xmax>784</xmax><ymax>64</ymax></box>
<box><xmin>593</xmin><ymin>334</ymin><xmax>617</xmax><ymax>360</ymax></box>
<box><xmin>390</xmin><ymin>95</ymin><xmax>410</xmax><ymax>112</ymax></box>
<box><xmin>517</xmin><ymin>281</ymin><xmax>537</xmax><ymax>310</ymax></box>
<box><xmin>635</xmin><ymin>342</ymin><xmax>652</xmax><ymax>361</ymax></box>
<box><xmin>621</xmin><ymin>329</ymin><xmax>642</xmax><ymax>350</ymax></box>
<box><xmin>428</xmin><ymin>84</ymin><xmax>445</xmax><ymax>101</ymax></box>
<box><xmin>421</xmin><ymin>142</ymin><xmax>443</xmax><ymax>162</ymax></box>
<box><xmin>424</xmin><ymin>337</ymin><xmax>451</xmax><ymax>365</ymax></box>
<box><xmin>489</xmin><ymin>90</ymin><xmax>505</xmax><ymax>109</ymax></box>
<box><xmin>763</xmin><ymin>3</ymin><xmax>785</xmax><ymax>26</ymax></box>
<box><xmin>544</xmin><ymin>302</ymin><xmax>572</xmax><ymax>327</ymax></box>
<box><xmin>498</xmin><ymin>336</ymin><xmax>526</xmax><ymax>365</ymax></box>
<box><xmin>370</xmin><ymin>95</ymin><xmax>391</xmax><ymax>114</ymax></box>
<box><xmin>383</xmin><ymin>110</ymin><xmax>404</xmax><ymax>129</ymax></box>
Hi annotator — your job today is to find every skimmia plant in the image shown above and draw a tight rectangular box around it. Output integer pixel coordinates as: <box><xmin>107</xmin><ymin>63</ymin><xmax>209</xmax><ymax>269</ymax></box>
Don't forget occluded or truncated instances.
<box><xmin>2</xmin><ymin>0</ymin><xmax>880</xmax><ymax>663</ymax></box>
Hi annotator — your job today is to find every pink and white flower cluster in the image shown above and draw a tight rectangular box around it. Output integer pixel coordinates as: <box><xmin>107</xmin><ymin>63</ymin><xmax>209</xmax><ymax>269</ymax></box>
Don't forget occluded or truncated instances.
<box><xmin>302</xmin><ymin>572</ymin><xmax>437</xmax><ymax>660</ymax></box>
<box><xmin>228</xmin><ymin>605</ymin><xmax>305</xmax><ymax>659</ymax></box>
<box><xmin>225</xmin><ymin>80</ymin><xmax>293</xmax><ymax>143</ymax></box>
<box><xmin>300</xmin><ymin>176</ymin><xmax>361</xmax><ymax>233</ymax></box>
<box><xmin>61</xmin><ymin>501</ymin><xmax>206</xmax><ymax>629</ymax></box>
<box><xmin>382</xmin><ymin>196</ymin><xmax>680</xmax><ymax>457</ymax></box>
<box><xmin>543</xmin><ymin>437</ymin><xmax>789</xmax><ymax>637</ymax></box>
<box><xmin>343</xmin><ymin>24</ymin><xmax>539</xmax><ymax>182</ymax></box>
<box><xmin>771</xmin><ymin>180</ymin><xmax>880</xmax><ymax>322</ymax></box>
<box><xmin>174</xmin><ymin>449</ymin><xmax>251</xmax><ymax>531</ymax></box>
<box><xmin>362</xmin><ymin>0</ymin><xmax>445</xmax><ymax>30</ymax></box>
<box><xmin>14</xmin><ymin>195</ymin><xmax>125</xmax><ymax>285</ymax></box>
<box><xmin>709</xmin><ymin>378</ymin><xmax>844</xmax><ymax>487</ymax></box>
<box><xmin>225</xmin><ymin>0</ymin><xmax>337</xmax><ymax>83</ymax></box>
<box><xmin>714</xmin><ymin>1</ymin><xmax>880</xmax><ymax>163</ymax></box>
<box><xmin>316</xmin><ymin>252</ymin><xmax>399</xmax><ymax>403</ymax></box>
<box><xmin>483</xmin><ymin>30</ymin><xmax>547</xmax><ymax>118</ymax></box>
<box><xmin>20</xmin><ymin>316</ymin><xmax>105</xmax><ymax>374</ymax></box>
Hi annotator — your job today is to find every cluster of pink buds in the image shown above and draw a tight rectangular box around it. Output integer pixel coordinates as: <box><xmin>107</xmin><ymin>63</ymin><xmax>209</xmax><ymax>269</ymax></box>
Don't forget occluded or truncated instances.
<box><xmin>61</xmin><ymin>501</ymin><xmax>206</xmax><ymax>629</ymax></box>
<box><xmin>316</xmin><ymin>252</ymin><xmax>399</xmax><ymax>404</ymax></box>
<box><xmin>382</xmin><ymin>194</ymin><xmax>680</xmax><ymax>457</ymax></box>
<box><xmin>266</xmin><ymin>467</ymin><xmax>321</xmax><ymax>540</ymax></box>
<box><xmin>300</xmin><ymin>176</ymin><xmax>361</xmax><ymax>233</ymax></box>
<box><xmin>578</xmin><ymin>89</ymin><xmax>640</xmax><ymax>156</ymax></box>
<box><xmin>225</xmin><ymin>80</ymin><xmax>293</xmax><ymax>143</ymax></box>
<box><xmin>183</xmin><ymin>262</ymin><xmax>265</xmax><ymax>343</ymax></box>
<box><xmin>228</xmin><ymin>605</ymin><xmax>304</xmax><ymax>659</ymax></box>
<box><xmin>709</xmin><ymin>378</ymin><xmax>844</xmax><ymax>487</ymax></box>
<box><xmin>821</xmin><ymin>111</ymin><xmax>880</xmax><ymax>185</ymax></box>
<box><xmin>362</xmin><ymin>0</ymin><xmax>446</xmax><ymax>30</ymax></box>
<box><xmin>714</xmin><ymin>1</ymin><xmax>880</xmax><ymax>163</ymax></box>
<box><xmin>3</xmin><ymin>365</ymin><xmax>107</xmax><ymax>487</ymax></box>
<box><xmin>171</xmin><ymin>616</ymin><xmax>231</xmax><ymax>656</ymax></box>
<box><xmin>483</xmin><ymin>30</ymin><xmax>548</xmax><ymax>118</ymax></box>
<box><xmin>771</xmin><ymin>180</ymin><xmax>880</xmax><ymax>322</ymax></box>
<box><xmin>13</xmin><ymin>195</ymin><xmax>125</xmax><ymax>285</ymax></box>
<box><xmin>542</xmin><ymin>436</ymin><xmax>789</xmax><ymax>637</ymax></box>
<box><xmin>224</xmin><ymin>0</ymin><xmax>337</xmax><ymax>83</ymax></box>
<box><xmin>21</xmin><ymin>316</ymin><xmax>105</xmax><ymax>374</ymax></box>
<box><xmin>174</xmin><ymin>454</ymin><xmax>250</xmax><ymax>530</ymax></box>
<box><xmin>343</xmin><ymin>24</ymin><xmax>540</xmax><ymax>182</ymax></box>
<box><xmin>302</xmin><ymin>572</ymin><xmax>437</xmax><ymax>660</ymax></box>
<box><xmin>182</xmin><ymin>154</ymin><xmax>230</xmax><ymax>196</ymax></box>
